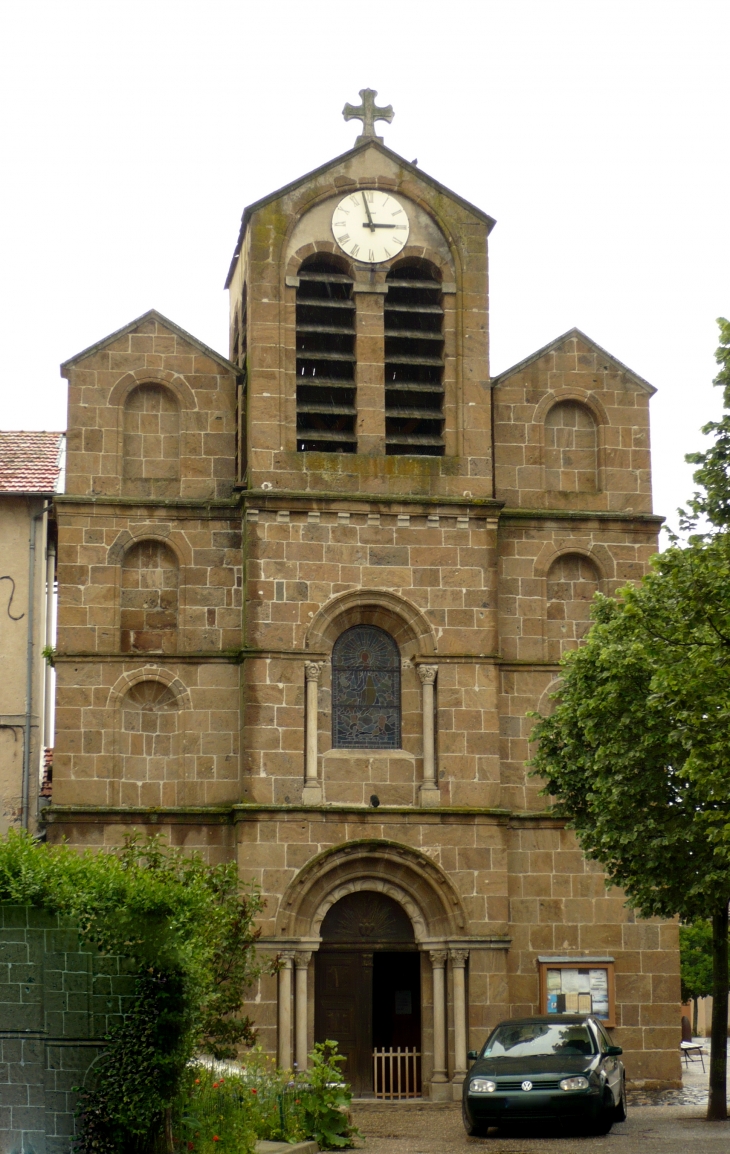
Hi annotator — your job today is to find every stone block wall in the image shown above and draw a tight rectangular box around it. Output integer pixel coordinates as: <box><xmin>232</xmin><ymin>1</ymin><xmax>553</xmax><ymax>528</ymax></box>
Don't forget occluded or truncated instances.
<box><xmin>61</xmin><ymin>313</ymin><xmax>238</xmax><ymax>502</ymax></box>
<box><xmin>493</xmin><ymin>332</ymin><xmax>653</xmax><ymax>513</ymax></box>
<box><xmin>497</xmin><ymin>515</ymin><xmax>660</xmax><ymax>664</ymax></box>
<box><xmin>54</xmin><ymin>505</ymin><xmax>242</xmax><ymax>656</ymax></box>
<box><xmin>53</xmin><ymin>659</ymin><xmax>240</xmax><ymax>809</ymax></box>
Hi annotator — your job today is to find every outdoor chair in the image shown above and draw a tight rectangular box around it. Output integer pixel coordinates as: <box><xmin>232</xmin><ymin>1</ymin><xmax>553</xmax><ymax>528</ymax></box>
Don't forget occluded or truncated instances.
<box><xmin>680</xmin><ymin>1015</ymin><xmax>706</xmax><ymax>1072</ymax></box>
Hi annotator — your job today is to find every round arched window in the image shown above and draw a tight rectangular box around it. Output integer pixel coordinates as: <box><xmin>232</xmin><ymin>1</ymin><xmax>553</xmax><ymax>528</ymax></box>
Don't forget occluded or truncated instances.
<box><xmin>332</xmin><ymin>625</ymin><xmax>400</xmax><ymax>750</ymax></box>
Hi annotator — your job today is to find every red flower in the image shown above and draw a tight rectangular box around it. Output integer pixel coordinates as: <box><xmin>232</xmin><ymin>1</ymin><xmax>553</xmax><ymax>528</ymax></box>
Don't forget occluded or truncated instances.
<box><xmin>194</xmin><ymin>1078</ymin><xmax>200</xmax><ymax>1084</ymax></box>
<box><xmin>213</xmin><ymin>1137</ymin><xmax>220</xmax><ymax>1143</ymax></box>
<box><xmin>251</xmin><ymin>1087</ymin><xmax>258</xmax><ymax>1095</ymax></box>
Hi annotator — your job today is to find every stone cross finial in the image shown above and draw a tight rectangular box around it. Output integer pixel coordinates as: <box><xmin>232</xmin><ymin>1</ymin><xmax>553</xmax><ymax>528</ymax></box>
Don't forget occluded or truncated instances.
<box><xmin>343</xmin><ymin>88</ymin><xmax>394</xmax><ymax>145</ymax></box>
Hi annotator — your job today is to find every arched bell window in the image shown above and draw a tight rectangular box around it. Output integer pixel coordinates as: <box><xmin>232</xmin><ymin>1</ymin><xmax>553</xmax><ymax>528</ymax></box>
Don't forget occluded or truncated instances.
<box><xmin>332</xmin><ymin>625</ymin><xmax>400</xmax><ymax>749</ymax></box>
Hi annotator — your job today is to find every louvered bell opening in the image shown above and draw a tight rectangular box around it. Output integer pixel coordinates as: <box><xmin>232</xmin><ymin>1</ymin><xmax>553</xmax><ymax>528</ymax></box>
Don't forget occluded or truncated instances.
<box><xmin>296</xmin><ymin>258</ymin><xmax>356</xmax><ymax>453</ymax></box>
<box><xmin>384</xmin><ymin>262</ymin><xmax>444</xmax><ymax>456</ymax></box>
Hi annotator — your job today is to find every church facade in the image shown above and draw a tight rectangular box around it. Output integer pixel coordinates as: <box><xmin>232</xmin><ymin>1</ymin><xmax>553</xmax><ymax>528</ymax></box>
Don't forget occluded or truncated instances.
<box><xmin>47</xmin><ymin>102</ymin><xmax>680</xmax><ymax>1095</ymax></box>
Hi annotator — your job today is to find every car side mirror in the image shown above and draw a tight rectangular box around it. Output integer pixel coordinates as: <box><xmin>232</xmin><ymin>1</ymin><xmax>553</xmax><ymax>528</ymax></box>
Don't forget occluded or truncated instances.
<box><xmin>468</xmin><ymin>1050</ymin><xmax>479</xmax><ymax>1061</ymax></box>
<box><xmin>606</xmin><ymin>1045</ymin><xmax>623</xmax><ymax>1056</ymax></box>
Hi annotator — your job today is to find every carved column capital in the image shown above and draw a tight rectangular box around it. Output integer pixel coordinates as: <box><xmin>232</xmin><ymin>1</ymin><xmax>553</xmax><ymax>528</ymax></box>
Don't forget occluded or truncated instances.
<box><xmin>305</xmin><ymin>662</ymin><xmax>322</xmax><ymax>682</ymax></box>
<box><xmin>429</xmin><ymin>948</ymin><xmax>448</xmax><ymax>968</ymax></box>
<box><xmin>449</xmin><ymin>948</ymin><xmax>470</xmax><ymax>968</ymax></box>
<box><xmin>278</xmin><ymin>950</ymin><xmax>295</xmax><ymax>966</ymax></box>
<box><xmin>294</xmin><ymin>950</ymin><xmax>312</xmax><ymax>969</ymax></box>
<box><xmin>417</xmin><ymin>664</ymin><xmax>438</xmax><ymax>686</ymax></box>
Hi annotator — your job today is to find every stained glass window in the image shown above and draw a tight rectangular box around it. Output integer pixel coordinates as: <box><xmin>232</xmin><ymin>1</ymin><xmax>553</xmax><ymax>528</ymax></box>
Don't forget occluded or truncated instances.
<box><xmin>332</xmin><ymin>626</ymin><xmax>401</xmax><ymax>749</ymax></box>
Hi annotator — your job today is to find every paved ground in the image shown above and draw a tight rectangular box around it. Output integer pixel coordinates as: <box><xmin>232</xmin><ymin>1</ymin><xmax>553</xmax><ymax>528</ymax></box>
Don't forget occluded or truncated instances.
<box><xmin>350</xmin><ymin>1101</ymin><xmax>730</xmax><ymax>1153</ymax></box>
<box><xmin>351</xmin><ymin>1038</ymin><xmax>730</xmax><ymax>1154</ymax></box>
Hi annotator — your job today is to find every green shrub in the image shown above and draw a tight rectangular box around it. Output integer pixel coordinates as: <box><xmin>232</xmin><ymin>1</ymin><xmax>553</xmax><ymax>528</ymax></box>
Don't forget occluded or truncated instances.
<box><xmin>171</xmin><ymin>1042</ymin><xmax>357</xmax><ymax>1152</ymax></box>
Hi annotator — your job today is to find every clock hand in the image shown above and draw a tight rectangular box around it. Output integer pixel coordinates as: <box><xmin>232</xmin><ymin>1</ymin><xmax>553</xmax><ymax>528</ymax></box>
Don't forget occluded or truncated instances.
<box><xmin>361</xmin><ymin>191</ymin><xmax>376</xmax><ymax>232</ymax></box>
<box><xmin>361</xmin><ymin>223</ymin><xmax>397</xmax><ymax>228</ymax></box>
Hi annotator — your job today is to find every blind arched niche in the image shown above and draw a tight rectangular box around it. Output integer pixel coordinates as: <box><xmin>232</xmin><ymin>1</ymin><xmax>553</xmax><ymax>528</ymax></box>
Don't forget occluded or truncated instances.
<box><xmin>122</xmin><ymin>383</ymin><xmax>180</xmax><ymax>497</ymax></box>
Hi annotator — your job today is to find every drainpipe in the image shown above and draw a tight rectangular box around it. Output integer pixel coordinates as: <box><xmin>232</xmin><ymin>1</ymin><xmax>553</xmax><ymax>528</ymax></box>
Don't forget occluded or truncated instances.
<box><xmin>43</xmin><ymin>537</ymin><xmax>56</xmax><ymax>748</ymax></box>
<box><xmin>22</xmin><ymin>501</ymin><xmax>49</xmax><ymax>830</ymax></box>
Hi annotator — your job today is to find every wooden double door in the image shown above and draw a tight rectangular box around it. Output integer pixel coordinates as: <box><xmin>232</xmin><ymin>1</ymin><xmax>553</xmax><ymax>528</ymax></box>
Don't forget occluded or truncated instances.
<box><xmin>315</xmin><ymin>949</ymin><xmax>421</xmax><ymax>1096</ymax></box>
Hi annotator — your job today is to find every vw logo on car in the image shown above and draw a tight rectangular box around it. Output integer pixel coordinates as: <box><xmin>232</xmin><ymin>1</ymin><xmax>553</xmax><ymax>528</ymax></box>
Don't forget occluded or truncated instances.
<box><xmin>521</xmin><ymin>1081</ymin><xmax>533</xmax><ymax>1091</ymax></box>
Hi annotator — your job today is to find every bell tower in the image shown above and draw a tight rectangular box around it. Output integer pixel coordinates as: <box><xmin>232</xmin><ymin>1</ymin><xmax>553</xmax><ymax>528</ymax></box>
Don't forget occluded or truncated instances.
<box><xmin>225</xmin><ymin>89</ymin><xmax>496</xmax><ymax>499</ymax></box>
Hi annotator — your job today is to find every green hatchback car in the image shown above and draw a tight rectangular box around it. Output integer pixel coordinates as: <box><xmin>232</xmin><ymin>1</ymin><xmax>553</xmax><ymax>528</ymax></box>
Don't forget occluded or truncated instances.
<box><xmin>462</xmin><ymin>1015</ymin><xmax>627</xmax><ymax>1136</ymax></box>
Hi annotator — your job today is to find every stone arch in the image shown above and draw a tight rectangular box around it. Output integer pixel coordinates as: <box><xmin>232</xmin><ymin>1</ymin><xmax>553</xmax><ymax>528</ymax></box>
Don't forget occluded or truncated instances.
<box><xmin>108</xmin><ymin>368</ymin><xmax>197</xmax><ymax>412</ymax></box>
<box><xmin>535</xmin><ymin>676</ymin><xmax>562</xmax><ymax>719</ymax></box>
<box><xmin>306</xmin><ymin>588</ymin><xmax>436</xmax><ymax>658</ymax></box>
<box><xmin>277</xmin><ymin>839</ymin><xmax>466</xmax><ymax>942</ymax></box>
<box><xmin>543</xmin><ymin>399</ymin><xmax>598</xmax><ymax>493</ymax></box>
<box><xmin>107</xmin><ymin>665</ymin><xmax>191</xmax><ymax>711</ymax></box>
<box><xmin>281</xmin><ymin>182</ymin><xmax>463</xmax><ymax>280</ymax></box>
<box><xmin>107</xmin><ymin>667</ymin><xmax>191</xmax><ymax>807</ymax></box>
<box><xmin>533</xmin><ymin>389</ymin><xmax>609</xmax><ymax>497</ymax></box>
<box><xmin>121</xmin><ymin>381</ymin><xmax>181</xmax><ymax>497</ymax></box>
<box><xmin>533</xmin><ymin>541</ymin><xmax>609</xmax><ymax>583</ymax></box>
<box><xmin>287</xmin><ymin>241</ymin><xmax>358</xmax><ymax>281</ymax></box>
<box><xmin>120</xmin><ymin>539</ymin><xmax>179</xmax><ymax>654</ymax></box>
<box><xmin>545</xmin><ymin>551</ymin><xmax>601</xmax><ymax>661</ymax></box>
<box><xmin>107</xmin><ymin>526</ymin><xmax>192</xmax><ymax>569</ymax></box>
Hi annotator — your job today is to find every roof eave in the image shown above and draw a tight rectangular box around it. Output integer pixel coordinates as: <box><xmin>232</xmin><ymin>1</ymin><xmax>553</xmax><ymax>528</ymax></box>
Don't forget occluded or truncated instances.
<box><xmin>224</xmin><ymin>139</ymin><xmax>497</xmax><ymax>289</ymax></box>
<box><xmin>491</xmin><ymin>326</ymin><xmax>657</xmax><ymax>396</ymax></box>
<box><xmin>61</xmin><ymin>309</ymin><xmax>240</xmax><ymax>376</ymax></box>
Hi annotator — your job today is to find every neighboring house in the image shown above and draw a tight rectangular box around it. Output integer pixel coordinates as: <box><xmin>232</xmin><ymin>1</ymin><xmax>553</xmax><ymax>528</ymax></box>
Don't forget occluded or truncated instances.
<box><xmin>0</xmin><ymin>431</ymin><xmax>63</xmax><ymax>833</ymax></box>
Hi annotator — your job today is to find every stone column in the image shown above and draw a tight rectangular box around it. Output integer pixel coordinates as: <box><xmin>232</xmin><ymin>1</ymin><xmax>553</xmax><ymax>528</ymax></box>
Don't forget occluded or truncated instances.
<box><xmin>278</xmin><ymin>951</ymin><xmax>295</xmax><ymax>1070</ymax></box>
<box><xmin>450</xmin><ymin>949</ymin><xmax>469</xmax><ymax>1099</ymax></box>
<box><xmin>418</xmin><ymin>665</ymin><xmax>440</xmax><ymax>807</ymax></box>
<box><xmin>352</xmin><ymin>283</ymin><xmax>387</xmax><ymax>455</ymax></box>
<box><xmin>302</xmin><ymin>663</ymin><xmax>322</xmax><ymax>804</ymax></box>
<box><xmin>294</xmin><ymin>951</ymin><xmax>312</xmax><ymax>1072</ymax></box>
<box><xmin>429</xmin><ymin>949</ymin><xmax>449</xmax><ymax>1100</ymax></box>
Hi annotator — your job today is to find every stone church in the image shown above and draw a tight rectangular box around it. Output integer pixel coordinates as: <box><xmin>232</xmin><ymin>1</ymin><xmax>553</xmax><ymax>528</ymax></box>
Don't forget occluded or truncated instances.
<box><xmin>47</xmin><ymin>92</ymin><xmax>680</xmax><ymax>1095</ymax></box>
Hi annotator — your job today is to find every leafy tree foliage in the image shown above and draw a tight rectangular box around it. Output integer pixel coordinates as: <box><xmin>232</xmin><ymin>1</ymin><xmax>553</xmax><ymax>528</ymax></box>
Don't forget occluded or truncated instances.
<box><xmin>680</xmin><ymin>920</ymin><xmax>714</xmax><ymax>1034</ymax></box>
<box><xmin>531</xmin><ymin>319</ymin><xmax>730</xmax><ymax>1122</ymax></box>
<box><xmin>530</xmin><ymin>551</ymin><xmax>730</xmax><ymax>1116</ymax></box>
<box><xmin>0</xmin><ymin>830</ymin><xmax>268</xmax><ymax>1152</ymax></box>
<box><xmin>684</xmin><ymin>317</ymin><xmax>730</xmax><ymax>528</ymax></box>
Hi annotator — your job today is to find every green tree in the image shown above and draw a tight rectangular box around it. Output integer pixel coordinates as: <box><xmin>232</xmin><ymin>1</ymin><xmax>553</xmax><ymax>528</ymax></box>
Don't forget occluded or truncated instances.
<box><xmin>531</xmin><ymin>319</ymin><xmax>730</xmax><ymax>1121</ymax></box>
<box><xmin>683</xmin><ymin>317</ymin><xmax>730</xmax><ymax>529</ymax></box>
<box><xmin>680</xmin><ymin>920</ymin><xmax>714</xmax><ymax>1035</ymax></box>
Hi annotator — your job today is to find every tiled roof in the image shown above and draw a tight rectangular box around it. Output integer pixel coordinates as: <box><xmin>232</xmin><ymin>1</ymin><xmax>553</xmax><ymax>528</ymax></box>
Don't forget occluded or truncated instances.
<box><xmin>0</xmin><ymin>431</ymin><xmax>64</xmax><ymax>494</ymax></box>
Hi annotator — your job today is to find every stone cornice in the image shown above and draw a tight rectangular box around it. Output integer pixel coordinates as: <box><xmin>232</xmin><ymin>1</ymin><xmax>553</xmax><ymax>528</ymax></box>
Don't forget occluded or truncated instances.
<box><xmin>42</xmin><ymin>803</ymin><xmax>563</xmax><ymax>823</ymax></box>
<box><xmin>500</xmin><ymin>508</ymin><xmax>664</xmax><ymax>524</ymax></box>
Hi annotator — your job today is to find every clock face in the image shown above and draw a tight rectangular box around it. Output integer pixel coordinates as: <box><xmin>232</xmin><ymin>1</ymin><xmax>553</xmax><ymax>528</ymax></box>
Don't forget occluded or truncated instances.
<box><xmin>331</xmin><ymin>189</ymin><xmax>410</xmax><ymax>263</ymax></box>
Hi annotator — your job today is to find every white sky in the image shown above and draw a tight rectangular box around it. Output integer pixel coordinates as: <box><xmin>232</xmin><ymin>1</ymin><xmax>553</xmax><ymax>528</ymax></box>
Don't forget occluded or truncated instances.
<box><xmin>1</xmin><ymin>0</ymin><xmax>728</xmax><ymax>535</ymax></box>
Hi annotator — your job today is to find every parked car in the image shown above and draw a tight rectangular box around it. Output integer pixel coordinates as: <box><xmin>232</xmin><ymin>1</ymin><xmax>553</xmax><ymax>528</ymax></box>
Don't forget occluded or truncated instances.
<box><xmin>462</xmin><ymin>1015</ymin><xmax>627</xmax><ymax>1136</ymax></box>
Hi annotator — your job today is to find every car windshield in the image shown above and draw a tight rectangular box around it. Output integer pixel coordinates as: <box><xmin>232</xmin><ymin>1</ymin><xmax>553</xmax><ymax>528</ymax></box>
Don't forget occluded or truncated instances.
<box><xmin>483</xmin><ymin>1023</ymin><xmax>596</xmax><ymax>1059</ymax></box>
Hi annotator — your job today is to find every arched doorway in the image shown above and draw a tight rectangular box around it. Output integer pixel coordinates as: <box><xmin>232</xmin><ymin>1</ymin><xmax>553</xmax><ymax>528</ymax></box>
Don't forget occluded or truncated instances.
<box><xmin>315</xmin><ymin>891</ymin><xmax>421</xmax><ymax>1097</ymax></box>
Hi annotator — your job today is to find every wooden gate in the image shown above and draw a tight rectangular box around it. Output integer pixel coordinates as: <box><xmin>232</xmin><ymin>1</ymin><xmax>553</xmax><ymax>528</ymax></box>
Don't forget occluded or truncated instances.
<box><xmin>372</xmin><ymin>1046</ymin><xmax>422</xmax><ymax>1099</ymax></box>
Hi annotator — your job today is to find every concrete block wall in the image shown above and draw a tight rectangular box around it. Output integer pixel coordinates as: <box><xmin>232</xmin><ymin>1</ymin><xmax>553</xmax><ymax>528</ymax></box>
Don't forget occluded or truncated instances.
<box><xmin>0</xmin><ymin>905</ymin><xmax>132</xmax><ymax>1154</ymax></box>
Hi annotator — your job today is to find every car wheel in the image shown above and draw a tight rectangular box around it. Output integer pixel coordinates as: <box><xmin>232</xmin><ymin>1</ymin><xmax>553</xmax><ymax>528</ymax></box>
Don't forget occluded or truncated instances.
<box><xmin>613</xmin><ymin>1075</ymin><xmax>628</xmax><ymax>1122</ymax></box>
<box><xmin>588</xmin><ymin>1095</ymin><xmax>614</xmax><ymax>1135</ymax></box>
<box><xmin>462</xmin><ymin>1099</ymin><xmax>489</xmax><ymax>1138</ymax></box>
